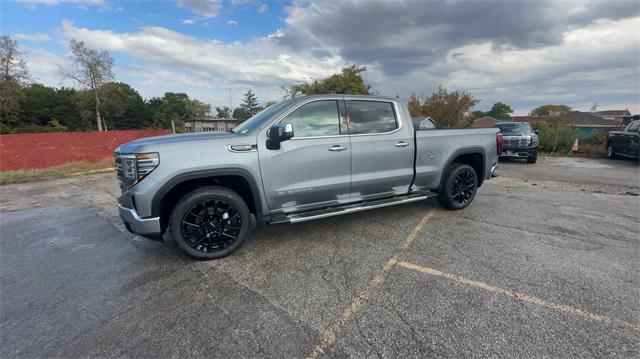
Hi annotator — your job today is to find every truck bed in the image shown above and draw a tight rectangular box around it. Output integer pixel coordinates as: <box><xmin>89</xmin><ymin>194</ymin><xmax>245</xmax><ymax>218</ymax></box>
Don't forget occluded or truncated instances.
<box><xmin>412</xmin><ymin>128</ymin><xmax>499</xmax><ymax>191</ymax></box>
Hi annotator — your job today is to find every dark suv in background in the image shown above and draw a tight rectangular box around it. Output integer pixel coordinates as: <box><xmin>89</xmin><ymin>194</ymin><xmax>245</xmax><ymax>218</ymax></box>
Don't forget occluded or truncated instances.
<box><xmin>493</xmin><ymin>122</ymin><xmax>539</xmax><ymax>163</ymax></box>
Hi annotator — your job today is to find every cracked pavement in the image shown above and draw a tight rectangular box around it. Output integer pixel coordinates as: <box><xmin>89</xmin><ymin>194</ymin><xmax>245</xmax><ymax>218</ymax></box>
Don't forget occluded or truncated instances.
<box><xmin>1</xmin><ymin>157</ymin><xmax>639</xmax><ymax>357</ymax></box>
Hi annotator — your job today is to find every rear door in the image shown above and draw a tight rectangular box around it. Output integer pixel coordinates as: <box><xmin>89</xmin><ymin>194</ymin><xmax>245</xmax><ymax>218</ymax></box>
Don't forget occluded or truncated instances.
<box><xmin>346</xmin><ymin>99</ymin><xmax>414</xmax><ymax>200</ymax></box>
<box><xmin>258</xmin><ymin>99</ymin><xmax>352</xmax><ymax>213</ymax></box>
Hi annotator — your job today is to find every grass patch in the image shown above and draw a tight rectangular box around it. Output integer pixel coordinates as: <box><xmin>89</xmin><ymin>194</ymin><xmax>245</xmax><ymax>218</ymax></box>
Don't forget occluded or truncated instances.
<box><xmin>0</xmin><ymin>157</ymin><xmax>114</xmax><ymax>185</ymax></box>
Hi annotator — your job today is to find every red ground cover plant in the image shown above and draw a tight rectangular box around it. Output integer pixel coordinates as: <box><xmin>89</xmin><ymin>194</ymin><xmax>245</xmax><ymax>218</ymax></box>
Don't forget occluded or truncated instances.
<box><xmin>0</xmin><ymin>130</ymin><xmax>170</xmax><ymax>171</ymax></box>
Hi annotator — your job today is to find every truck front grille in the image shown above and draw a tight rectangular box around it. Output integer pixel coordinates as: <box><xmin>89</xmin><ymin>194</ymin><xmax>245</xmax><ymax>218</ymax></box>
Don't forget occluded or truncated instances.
<box><xmin>114</xmin><ymin>155</ymin><xmax>124</xmax><ymax>180</ymax></box>
<box><xmin>503</xmin><ymin>137</ymin><xmax>530</xmax><ymax>149</ymax></box>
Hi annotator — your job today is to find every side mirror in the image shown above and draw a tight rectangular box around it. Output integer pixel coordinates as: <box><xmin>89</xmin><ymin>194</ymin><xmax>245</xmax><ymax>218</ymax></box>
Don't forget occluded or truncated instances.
<box><xmin>266</xmin><ymin>122</ymin><xmax>294</xmax><ymax>150</ymax></box>
<box><xmin>534</xmin><ymin>130</ymin><xmax>540</xmax><ymax>135</ymax></box>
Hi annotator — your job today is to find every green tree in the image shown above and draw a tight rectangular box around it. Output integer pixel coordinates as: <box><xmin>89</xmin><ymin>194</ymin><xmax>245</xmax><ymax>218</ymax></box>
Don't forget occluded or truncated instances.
<box><xmin>419</xmin><ymin>86</ymin><xmax>479</xmax><ymax>128</ymax></box>
<box><xmin>531</xmin><ymin>104</ymin><xmax>571</xmax><ymax>116</ymax></box>
<box><xmin>232</xmin><ymin>107</ymin><xmax>252</xmax><ymax>121</ymax></box>
<box><xmin>0</xmin><ymin>80</ymin><xmax>24</xmax><ymax>132</ymax></box>
<box><xmin>61</xmin><ymin>40</ymin><xmax>114</xmax><ymax>131</ymax></box>
<box><xmin>215</xmin><ymin>106</ymin><xmax>231</xmax><ymax>118</ymax></box>
<box><xmin>486</xmin><ymin>102</ymin><xmax>513</xmax><ymax>119</ymax></box>
<box><xmin>289</xmin><ymin>65</ymin><xmax>371</xmax><ymax>96</ymax></box>
<box><xmin>100</xmin><ymin>82</ymin><xmax>149</xmax><ymax>129</ymax></box>
<box><xmin>471</xmin><ymin>110</ymin><xmax>486</xmax><ymax>119</ymax></box>
<box><xmin>531</xmin><ymin>121</ymin><xmax>579</xmax><ymax>153</ymax></box>
<box><xmin>239</xmin><ymin>90</ymin><xmax>261</xmax><ymax>116</ymax></box>
<box><xmin>185</xmin><ymin>98</ymin><xmax>210</xmax><ymax>120</ymax></box>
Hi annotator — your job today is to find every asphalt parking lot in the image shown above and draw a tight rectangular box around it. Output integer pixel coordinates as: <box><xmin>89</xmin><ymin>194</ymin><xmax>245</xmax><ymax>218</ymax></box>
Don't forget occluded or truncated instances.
<box><xmin>1</xmin><ymin>157</ymin><xmax>639</xmax><ymax>358</ymax></box>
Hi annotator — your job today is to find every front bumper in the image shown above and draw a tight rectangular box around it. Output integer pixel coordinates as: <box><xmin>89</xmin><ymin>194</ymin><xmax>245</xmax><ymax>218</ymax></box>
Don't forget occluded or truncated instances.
<box><xmin>118</xmin><ymin>204</ymin><xmax>161</xmax><ymax>238</ymax></box>
<box><xmin>499</xmin><ymin>148</ymin><xmax>537</xmax><ymax>158</ymax></box>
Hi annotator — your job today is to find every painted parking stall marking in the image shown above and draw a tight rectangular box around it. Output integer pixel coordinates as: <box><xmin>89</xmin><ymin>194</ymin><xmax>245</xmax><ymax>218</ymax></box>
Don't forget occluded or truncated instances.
<box><xmin>307</xmin><ymin>210</ymin><xmax>436</xmax><ymax>359</ymax></box>
<box><xmin>396</xmin><ymin>260</ymin><xmax>640</xmax><ymax>331</ymax></box>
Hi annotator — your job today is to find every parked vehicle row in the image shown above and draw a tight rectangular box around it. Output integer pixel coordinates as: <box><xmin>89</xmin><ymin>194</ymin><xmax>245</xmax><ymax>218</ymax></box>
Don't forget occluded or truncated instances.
<box><xmin>115</xmin><ymin>95</ymin><xmax>500</xmax><ymax>259</ymax></box>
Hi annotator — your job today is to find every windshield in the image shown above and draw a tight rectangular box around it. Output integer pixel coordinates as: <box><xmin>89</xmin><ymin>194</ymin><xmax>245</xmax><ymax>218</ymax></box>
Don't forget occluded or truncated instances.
<box><xmin>232</xmin><ymin>99</ymin><xmax>295</xmax><ymax>134</ymax></box>
<box><xmin>493</xmin><ymin>123</ymin><xmax>532</xmax><ymax>134</ymax></box>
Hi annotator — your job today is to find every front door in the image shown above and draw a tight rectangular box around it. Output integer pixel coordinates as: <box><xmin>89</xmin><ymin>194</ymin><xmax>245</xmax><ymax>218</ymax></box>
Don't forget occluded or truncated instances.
<box><xmin>258</xmin><ymin>99</ymin><xmax>351</xmax><ymax>213</ymax></box>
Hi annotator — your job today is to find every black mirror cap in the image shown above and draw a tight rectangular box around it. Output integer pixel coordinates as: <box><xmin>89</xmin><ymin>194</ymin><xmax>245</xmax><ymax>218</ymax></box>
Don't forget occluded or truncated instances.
<box><xmin>266</xmin><ymin>123</ymin><xmax>294</xmax><ymax>150</ymax></box>
<box><xmin>268</xmin><ymin>123</ymin><xmax>294</xmax><ymax>141</ymax></box>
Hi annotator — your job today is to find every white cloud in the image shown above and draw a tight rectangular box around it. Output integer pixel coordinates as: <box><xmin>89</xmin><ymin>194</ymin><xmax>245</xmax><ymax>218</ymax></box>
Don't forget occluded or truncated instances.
<box><xmin>58</xmin><ymin>20</ymin><xmax>343</xmax><ymax>104</ymax></box>
<box><xmin>24</xmin><ymin>48</ymin><xmax>66</xmax><ymax>85</ymax></box>
<box><xmin>182</xmin><ymin>19</ymin><xmax>195</xmax><ymax>25</ymax></box>
<box><xmin>12</xmin><ymin>33</ymin><xmax>50</xmax><ymax>42</ymax></box>
<box><xmin>258</xmin><ymin>3</ymin><xmax>268</xmax><ymax>13</ymax></box>
<box><xmin>177</xmin><ymin>0</ymin><xmax>221</xmax><ymax>18</ymax></box>
<box><xmin>226</xmin><ymin>20</ymin><xmax>238</xmax><ymax>26</ymax></box>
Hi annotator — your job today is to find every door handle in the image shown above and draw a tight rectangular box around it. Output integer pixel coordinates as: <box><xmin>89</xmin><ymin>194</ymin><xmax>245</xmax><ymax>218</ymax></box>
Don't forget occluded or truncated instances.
<box><xmin>328</xmin><ymin>145</ymin><xmax>347</xmax><ymax>152</ymax></box>
<box><xmin>395</xmin><ymin>141</ymin><xmax>410</xmax><ymax>147</ymax></box>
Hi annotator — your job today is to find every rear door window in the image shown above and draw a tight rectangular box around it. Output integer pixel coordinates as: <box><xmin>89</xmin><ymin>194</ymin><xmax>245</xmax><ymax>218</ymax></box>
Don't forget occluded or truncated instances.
<box><xmin>346</xmin><ymin>101</ymin><xmax>398</xmax><ymax>135</ymax></box>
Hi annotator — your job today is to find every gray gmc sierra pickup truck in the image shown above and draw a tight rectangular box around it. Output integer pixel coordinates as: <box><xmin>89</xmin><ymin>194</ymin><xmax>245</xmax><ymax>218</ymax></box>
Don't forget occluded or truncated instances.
<box><xmin>115</xmin><ymin>94</ymin><xmax>501</xmax><ymax>259</ymax></box>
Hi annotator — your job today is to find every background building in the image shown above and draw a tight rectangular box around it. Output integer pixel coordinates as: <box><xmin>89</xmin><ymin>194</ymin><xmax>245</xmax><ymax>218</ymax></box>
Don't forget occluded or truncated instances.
<box><xmin>184</xmin><ymin>117</ymin><xmax>238</xmax><ymax>132</ymax></box>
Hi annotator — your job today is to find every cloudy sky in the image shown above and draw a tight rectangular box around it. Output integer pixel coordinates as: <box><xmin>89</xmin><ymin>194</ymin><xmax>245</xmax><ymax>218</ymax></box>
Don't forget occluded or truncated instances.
<box><xmin>3</xmin><ymin>0</ymin><xmax>640</xmax><ymax>114</ymax></box>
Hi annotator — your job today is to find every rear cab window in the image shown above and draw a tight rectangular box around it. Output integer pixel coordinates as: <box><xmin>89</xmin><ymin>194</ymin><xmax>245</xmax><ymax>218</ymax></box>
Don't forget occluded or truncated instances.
<box><xmin>346</xmin><ymin>100</ymin><xmax>398</xmax><ymax>135</ymax></box>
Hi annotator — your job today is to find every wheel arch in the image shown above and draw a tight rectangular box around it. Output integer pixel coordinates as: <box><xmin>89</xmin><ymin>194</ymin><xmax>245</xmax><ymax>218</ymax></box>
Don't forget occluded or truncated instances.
<box><xmin>151</xmin><ymin>168</ymin><xmax>263</xmax><ymax>233</ymax></box>
<box><xmin>439</xmin><ymin>147</ymin><xmax>486</xmax><ymax>190</ymax></box>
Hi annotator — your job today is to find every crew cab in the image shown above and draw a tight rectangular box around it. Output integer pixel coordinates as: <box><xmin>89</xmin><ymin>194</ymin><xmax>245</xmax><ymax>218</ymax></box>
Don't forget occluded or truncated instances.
<box><xmin>606</xmin><ymin>120</ymin><xmax>639</xmax><ymax>160</ymax></box>
<box><xmin>115</xmin><ymin>95</ymin><xmax>500</xmax><ymax>259</ymax></box>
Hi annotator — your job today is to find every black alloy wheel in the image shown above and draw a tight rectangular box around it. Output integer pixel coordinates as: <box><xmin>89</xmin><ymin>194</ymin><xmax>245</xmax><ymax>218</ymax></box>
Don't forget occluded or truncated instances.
<box><xmin>437</xmin><ymin>163</ymin><xmax>478</xmax><ymax>210</ymax></box>
<box><xmin>181</xmin><ymin>200</ymin><xmax>242</xmax><ymax>252</ymax></box>
<box><xmin>450</xmin><ymin>169</ymin><xmax>476</xmax><ymax>205</ymax></box>
<box><xmin>170</xmin><ymin>186</ymin><xmax>251</xmax><ymax>259</ymax></box>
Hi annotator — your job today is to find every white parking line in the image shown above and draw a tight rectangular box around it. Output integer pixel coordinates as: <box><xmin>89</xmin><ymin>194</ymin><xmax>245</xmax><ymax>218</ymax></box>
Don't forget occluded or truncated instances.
<box><xmin>307</xmin><ymin>210</ymin><xmax>436</xmax><ymax>359</ymax></box>
<box><xmin>396</xmin><ymin>260</ymin><xmax>639</xmax><ymax>331</ymax></box>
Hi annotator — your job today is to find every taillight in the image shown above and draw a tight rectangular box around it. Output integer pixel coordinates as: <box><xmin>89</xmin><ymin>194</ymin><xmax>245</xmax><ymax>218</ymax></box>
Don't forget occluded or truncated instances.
<box><xmin>496</xmin><ymin>132</ymin><xmax>503</xmax><ymax>155</ymax></box>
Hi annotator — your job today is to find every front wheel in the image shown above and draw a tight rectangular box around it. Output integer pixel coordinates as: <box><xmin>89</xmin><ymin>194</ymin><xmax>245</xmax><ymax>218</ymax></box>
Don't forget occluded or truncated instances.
<box><xmin>437</xmin><ymin>163</ymin><xmax>478</xmax><ymax>210</ymax></box>
<box><xmin>606</xmin><ymin>144</ymin><xmax>616</xmax><ymax>159</ymax></box>
<box><xmin>527</xmin><ymin>150</ymin><xmax>538</xmax><ymax>164</ymax></box>
<box><xmin>169</xmin><ymin>186</ymin><xmax>251</xmax><ymax>260</ymax></box>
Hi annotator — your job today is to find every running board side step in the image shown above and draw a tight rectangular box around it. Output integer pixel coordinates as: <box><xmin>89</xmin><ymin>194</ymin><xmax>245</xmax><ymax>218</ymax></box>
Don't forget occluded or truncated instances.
<box><xmin>269</xmin><ymin>193</ymin><xmax>436</xmax><ymax>224</ymax></box>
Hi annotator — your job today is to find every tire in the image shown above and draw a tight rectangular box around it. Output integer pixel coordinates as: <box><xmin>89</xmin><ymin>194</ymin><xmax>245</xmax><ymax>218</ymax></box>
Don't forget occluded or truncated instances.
<box><xmin>606</xmin><ymin>144</ymin><xmax>616</xmax><ymax>159</ymax></box>
<box><xmin>169</xmin><ymin>186</ymin><xmax>251</xmax><ymax>260</ymax></box>
<box><xmin>527</xmin><ymin>150</ymin><xmax>538</xmax><ymax>164</ymax></box>
<box><xmin>437</xmin><ymin>163</ymin><xmax>478</xmax><ymax>210</ymax></box>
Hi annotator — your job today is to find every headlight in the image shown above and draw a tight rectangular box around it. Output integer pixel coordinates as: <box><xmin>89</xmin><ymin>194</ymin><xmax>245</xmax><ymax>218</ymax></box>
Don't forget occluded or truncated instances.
<box><xmin>135</xmin><ymin>152</ymin><xmax>160</xmax><ymax>181</ymax></box>
<box><xmin>116</xmin><ymin>152</ymin><xmax>159</xmax><ymax>189</ymax></box>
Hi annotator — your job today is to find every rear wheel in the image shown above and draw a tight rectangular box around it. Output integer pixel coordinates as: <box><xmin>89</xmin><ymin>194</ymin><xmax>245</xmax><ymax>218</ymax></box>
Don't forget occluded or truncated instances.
<box><xmin>437</xmin><ymin>163</ymin><xmax>478</xmax><ymax>210</ymax></box>
<box><xmin>170</xmin><ymin>186</ymin><xmax>251</xmax><ymax>260</ymax></box>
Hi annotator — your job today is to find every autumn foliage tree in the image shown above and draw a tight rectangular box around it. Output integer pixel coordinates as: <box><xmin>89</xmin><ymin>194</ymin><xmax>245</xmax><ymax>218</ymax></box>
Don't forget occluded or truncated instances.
<box><xmin>410</xmin><ymin>86</ymin><xmax>479</xmax><ymax>128</ymax></box>
<box><xmin>289</xmin><ymin>65</ymin><xmax>371</xmax><ymax>96</ymax></box>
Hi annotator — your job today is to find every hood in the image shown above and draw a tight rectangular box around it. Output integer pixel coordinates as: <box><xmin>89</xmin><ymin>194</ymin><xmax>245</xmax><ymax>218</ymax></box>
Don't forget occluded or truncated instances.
<box><xmin>115</xmin><ymin>131</ymin><xmax>238</xmax><ymax>153</ymax></box>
